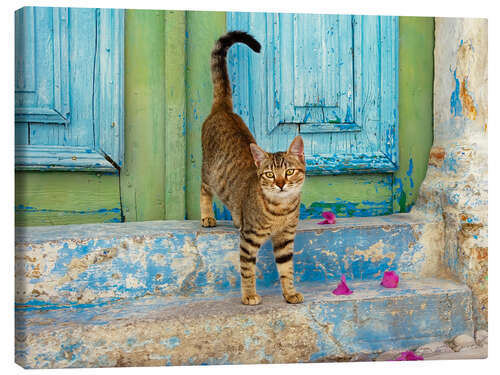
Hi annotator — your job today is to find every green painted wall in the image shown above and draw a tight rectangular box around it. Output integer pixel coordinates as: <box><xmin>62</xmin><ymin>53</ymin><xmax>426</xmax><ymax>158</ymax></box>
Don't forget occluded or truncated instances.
<box><xmin>14</xmin><ymin>12</ymin><xmax>433</xmax><ymax>226</ymax></box>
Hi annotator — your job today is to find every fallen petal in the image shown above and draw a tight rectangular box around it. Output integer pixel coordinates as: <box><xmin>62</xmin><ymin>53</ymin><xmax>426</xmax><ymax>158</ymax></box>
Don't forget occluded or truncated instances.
<box><xmin>381</xmin><ymin>271</ymin><xmax>399</xmax><ymax>288</ymax></box>
<box><xmin>395</xmin><ymin>351</ymin><xmax>424</xmax><ymax>361</ymax></box>
<box><xmin>332</xmin><ymin>274</ymin><xmax>353</xmax><ymax>295</ymax></box>
<box><xmin>317</xmin><ymin>211</ymin><xmax>336</xmax><ymax>225</ymax></box>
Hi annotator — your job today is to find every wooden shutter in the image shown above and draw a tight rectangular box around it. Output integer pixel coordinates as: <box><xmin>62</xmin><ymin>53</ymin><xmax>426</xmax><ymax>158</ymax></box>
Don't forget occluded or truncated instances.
<box><xmin>227</xmin><ymin>13</ymin><xmax>399</xmax><ymax>175</ymax></box>
<box><xmin>15</xmin><ymin>7</ymin><xmax>124</xmax><ymax>171</ymax></box>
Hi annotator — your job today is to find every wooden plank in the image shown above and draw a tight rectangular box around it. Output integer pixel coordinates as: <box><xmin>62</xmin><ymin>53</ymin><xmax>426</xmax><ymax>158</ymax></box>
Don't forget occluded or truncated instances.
<box><xmin>300</xmin><ymin>174</ymin><xmax>394</xmax><ymax>218</ymax></box>
<box><xmin>120</xmin><ymin>9</ymin><xmax>166</xmax><ymax>222</ymax></box>
<box><xmin>393</xmin><ymin>17</ymin><xmax>434</xmax><ymax>212</ymax></box>
<box><xmin>15</xmin><ymin>171</ymin><xmax>121</xmax><ymax>226</ymax></box>
<box><xmin>165</xmin><ymin>11</ymin><xmax>187</xmax><ymax>220</ymax></box>
<box><xmin>15</xmin><ymin>145</ymin><xmax>116</xmax><ymax>171</ymax></box>
<box><xmin>95</xmin><ymin>9</ymin><xmax>125</xmax><ymax>167</ymax></box>
<box><xmin>185</xmin><ymin>11</ymin><xmax>226</xmax><ymax>219</ymax></box>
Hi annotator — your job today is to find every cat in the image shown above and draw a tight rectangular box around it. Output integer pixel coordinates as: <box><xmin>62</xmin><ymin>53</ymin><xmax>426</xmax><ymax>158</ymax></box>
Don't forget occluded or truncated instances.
<box><xmin>200</xmin><ymin>31</ymin><xmax>306</xmax><ymax>305</ymax></box>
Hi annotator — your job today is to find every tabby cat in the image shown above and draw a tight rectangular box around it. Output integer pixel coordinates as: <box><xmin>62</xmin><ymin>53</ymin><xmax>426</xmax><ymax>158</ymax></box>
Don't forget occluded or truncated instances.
<box><xmin>201</xmin><ymin>31</ymin><xmax>306</xmax><ymax>305</ymax></box>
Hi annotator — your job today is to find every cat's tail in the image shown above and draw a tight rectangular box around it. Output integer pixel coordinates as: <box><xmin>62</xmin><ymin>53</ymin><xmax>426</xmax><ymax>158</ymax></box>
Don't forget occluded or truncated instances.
<box><xmin>210</xmin><ymin>31</ymin><xmax>261</xmax><ymax>112</ymax></box>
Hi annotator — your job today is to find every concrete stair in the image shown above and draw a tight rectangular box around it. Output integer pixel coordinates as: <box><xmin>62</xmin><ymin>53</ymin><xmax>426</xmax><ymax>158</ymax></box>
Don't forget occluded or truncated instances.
<box><xmin>15</xmin><ymin>214</ymin><xmax>474</xmax><ymax>368</ymax></box>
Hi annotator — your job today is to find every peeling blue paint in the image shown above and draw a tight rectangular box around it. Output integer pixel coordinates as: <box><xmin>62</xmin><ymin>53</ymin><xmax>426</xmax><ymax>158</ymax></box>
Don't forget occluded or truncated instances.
<box><xmin>406</xmin><ymin>158</ymin><xmax>414</xmax><ymax>188</ymax></box>
<box><xmin>162</xmin><ymin>337</ymin><xmax>180</xmax><ymax>349</ymax></box>
<box><xmin>444</xmin><ymin>153</ymin><xmax>458</xmax><ymax>173</ymax></box>
<box><xmin>450</xmin><ymin>69</ymin><xmax>463</xmax><ymax>117</ymax></box>
<box><xmin>16</xmin><ymin>215</ymin><xmax>437</xmax><ymax>308</ymax></box>
<box><xmin>212</xmin><ymin>203</ymin><xmax>233</xmax><ymax>220</ymax></box>
<box><xmin>213</xmin><ymin>198</ymin><xmax>393</xmax><ymax>222</ymax></box>
<box><xmin>299</xmin><ymin>200</ymin><xmax>392</xmax><ymax>219</ymax></box>
<box><xmin>16</xmin><ymin>206</ymin><xmax>121</xmax><ymax>215</ymax></box>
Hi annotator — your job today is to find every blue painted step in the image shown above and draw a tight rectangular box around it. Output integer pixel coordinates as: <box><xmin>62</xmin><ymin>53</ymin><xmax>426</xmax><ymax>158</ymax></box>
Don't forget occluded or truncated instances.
<box><xmin>15</xmin><ymin>278</ymin><xmax>473</xmax><ymax>368</ymax></box>
<box><xmin>15</xmin><ymin>214</ymin><xmax>473</xmax><ymax>368</ymax></box>
<box><xmin>16</xmin><ymin>213</ymin><xmax>437</xmax><ymax>307</ymax></box>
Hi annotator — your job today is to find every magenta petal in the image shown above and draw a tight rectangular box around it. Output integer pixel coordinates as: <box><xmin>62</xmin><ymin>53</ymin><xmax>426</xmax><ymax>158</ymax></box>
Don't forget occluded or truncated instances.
<box><xmin>395</xmin><ymin>351</ymin><xmax>424</xmax><ymax>361</ymax></box>
<box><xmin>381</xmin><ymin>271</ymin><xmax>399</xmax><ymax>288</ymax></box>
<box><xmin>317</xmin><ymin>211</ymin><xmax>336</xmax><ymax>225</ymax></box>
<box><xmin>332</xmin><ymin>275</ymin><xmax>353</xmax><ymax>295</ymax></box>
<box><xmin>322</xmin><ymin>211</ymin><xmax>334</xmax><ymax>221</ymax></box>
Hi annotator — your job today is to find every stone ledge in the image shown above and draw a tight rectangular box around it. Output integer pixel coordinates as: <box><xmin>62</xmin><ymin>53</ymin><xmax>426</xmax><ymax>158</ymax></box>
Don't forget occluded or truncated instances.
<box><xmin>16</xmin><ymin>213</ymin><xmax>442</xmax><ymax>306</ymax></box>
<box><xmin>15</xmin><ymin>278</ymin><xmax>473</xmax><ymax>369</ymax></box>
<box><xmin>15</xmin><ymin>213</ymin><xmax>433</xmax><ymax>244</ymax></box>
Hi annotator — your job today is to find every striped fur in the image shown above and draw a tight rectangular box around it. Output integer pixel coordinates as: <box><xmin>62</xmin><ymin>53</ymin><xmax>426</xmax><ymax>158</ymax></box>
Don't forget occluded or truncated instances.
<box><xmin>201</xmin><ymin>31</ymin><xmax>306</xmax><ymax>305</ymax></box>
<box><xmin>210</xmin><ymin>31</ymin><xmax>261</xmax><ymax>112</ymax></box>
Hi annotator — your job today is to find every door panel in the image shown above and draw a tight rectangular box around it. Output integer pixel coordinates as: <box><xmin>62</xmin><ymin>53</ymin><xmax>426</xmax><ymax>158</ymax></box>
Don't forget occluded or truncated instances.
<box><xmin>15</xmin><ymin>7</ymin><xmax>124</xmax><ymax>171</ymax></box>
<box><xmin>15</xmin><ymin>7</ymin><xmax>70</xmax><ymax>124</ymax></box>
<box><xmin>227</xmin><ymin>13</ymin><xmax>399</xmax><ymax>175</ymax></box>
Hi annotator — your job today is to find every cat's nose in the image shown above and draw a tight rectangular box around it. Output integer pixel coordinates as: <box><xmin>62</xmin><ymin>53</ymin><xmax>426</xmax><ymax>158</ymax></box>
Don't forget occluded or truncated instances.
<box><xmin>276</xmin><ymin>179</ymin><xmax>285</xmax><ymax>190</ymax></box>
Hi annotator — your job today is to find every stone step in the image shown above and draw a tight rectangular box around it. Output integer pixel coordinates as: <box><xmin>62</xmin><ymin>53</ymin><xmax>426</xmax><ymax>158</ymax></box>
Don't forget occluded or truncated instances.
<box><xmin>15</xmin><ymin>278</ymin><xmax>473</xmax><ymax>369</ymax></box>
<box><xmin>16</xmin><ymin>213</ymin><xmax>439</xmax><ymax>307</ymax></box>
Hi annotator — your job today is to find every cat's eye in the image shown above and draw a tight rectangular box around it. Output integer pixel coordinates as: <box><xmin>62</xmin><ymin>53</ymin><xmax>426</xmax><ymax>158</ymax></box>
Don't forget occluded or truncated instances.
<box><xmin>286</xmin><ymin>169</ymin><xmax>295</xmax><ymax>176</ymax></box>
<box><xmin>265</xmin><ymin>172</ymin><xmax>274</xmax><ymax>179</ymax></box>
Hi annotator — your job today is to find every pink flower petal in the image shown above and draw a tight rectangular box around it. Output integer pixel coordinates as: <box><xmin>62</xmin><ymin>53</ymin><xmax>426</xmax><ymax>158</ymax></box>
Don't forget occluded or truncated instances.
<box><xmin>394</xmin><ymin>351</ymin><xmax>424</xmax><ymax>361</ymax></box>
<box><xmin>317</xmin><ymin>211</ymin><xmax>336</xmax><ymax>225</ymax></box>
<box><xmin>332</xmin><ymin>274</ymin><xmax>353</xmax><ymax>295</ymax></box>
<box><xmin>381</xmin><ymin>271</ymin><xmax>399</xmax><ymax>288</ymax></box>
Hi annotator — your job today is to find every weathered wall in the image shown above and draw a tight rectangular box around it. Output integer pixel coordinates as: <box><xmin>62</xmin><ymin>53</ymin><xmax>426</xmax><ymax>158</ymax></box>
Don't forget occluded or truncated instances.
<box><xmin>413</xmin><ymin>18</ymin><xmax>488</xmax><ymax>329</ymax></box>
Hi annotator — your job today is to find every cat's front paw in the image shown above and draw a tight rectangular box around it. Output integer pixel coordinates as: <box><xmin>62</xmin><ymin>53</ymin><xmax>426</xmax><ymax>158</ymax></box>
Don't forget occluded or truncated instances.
<box><xmin>201</xmin><ymin>217</ymin><xmax>217</xmax><ymax>227</ymax></box>
<box><xmin>241</xmin><ymin>294</ymin><xmax>262</xmax><ymax>305</ymax></box>
<box><xmin>284</xmin><ymin>292</ymin><xmax>304</xmax><ymax>304</ymax></box>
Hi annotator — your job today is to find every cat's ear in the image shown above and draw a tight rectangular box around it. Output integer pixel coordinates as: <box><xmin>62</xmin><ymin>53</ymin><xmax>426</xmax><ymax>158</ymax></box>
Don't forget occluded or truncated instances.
<box><xmin>249</xmin><ymin>143</ymin><xmax>267</xmax><ymax>168</ymax></box>
<box><xmin>287</xmin><ymin>136</ymin><xmax>305</xmax><ymax>163</ymax></box>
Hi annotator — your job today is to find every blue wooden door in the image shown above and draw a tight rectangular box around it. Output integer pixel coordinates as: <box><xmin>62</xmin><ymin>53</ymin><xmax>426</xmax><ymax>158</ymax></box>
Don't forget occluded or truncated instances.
<box><xmin>15</xmin><ymin>7</ymin><xmax>124</xmax><ymax>171</ymax></box>
<box><xmin>227</xmin><ymin>13</ymin><xmax>398</xmax><ymax>175</ymax></box>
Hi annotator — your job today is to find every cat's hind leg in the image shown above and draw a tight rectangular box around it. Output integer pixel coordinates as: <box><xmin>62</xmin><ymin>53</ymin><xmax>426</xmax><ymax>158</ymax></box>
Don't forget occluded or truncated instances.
<box><xmin>200</xmin><ymin>183</ymin><xmax>216</xmax><ymax>227</ymax></box>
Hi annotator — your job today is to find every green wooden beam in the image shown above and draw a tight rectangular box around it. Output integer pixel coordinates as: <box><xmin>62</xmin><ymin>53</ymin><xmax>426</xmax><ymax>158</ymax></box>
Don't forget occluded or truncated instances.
<box><xmin>185</xmin><ymin>11</ymin><xmax>226</xmax><ymax>219</ymax></box>
<box><xmin>165</xmin><ymin>11</ymin><xmax>187</xmax><ymax>219</ymax></box>
<box><xmin>121</xmin><ymin>9</ymin><xmax>166</xmax><ymax>221</ymax></box>
<box><xmin>394</xmin><ymin>16</ymin><xmax>434</xmax><ymax>212</ymax></box>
